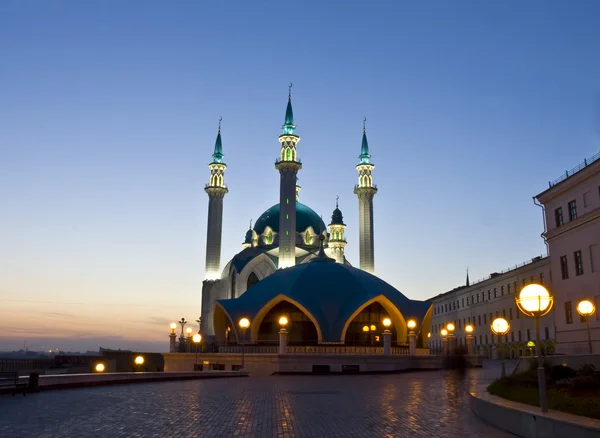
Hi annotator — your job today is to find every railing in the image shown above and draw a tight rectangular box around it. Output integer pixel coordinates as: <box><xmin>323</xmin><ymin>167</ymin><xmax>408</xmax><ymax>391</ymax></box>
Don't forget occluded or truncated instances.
<box><xmin>548</xmin><ymin>151</ymin><xmax>600</xmax><ymax>188</ymax></box>
<box><xmin>0</xmin><ymin>358</ymin><xmax>55</xmax><ymax>374</ymax></box>
<box><xmin>470</xmin><ymin>255</ymin><xmax>546</xmax><ymax>286</ymax></box>
<box><xmin>213</xmin><ymin>344</ymin><xmax>411</xmax><ymax>355</ymax></box>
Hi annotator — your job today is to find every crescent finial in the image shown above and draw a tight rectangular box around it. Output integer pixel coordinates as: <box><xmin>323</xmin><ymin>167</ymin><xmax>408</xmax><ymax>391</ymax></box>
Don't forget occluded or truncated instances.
<box><xmin>363</xmin><ymin>117</ymin><xmax>367</xmax><ymax>132</ymax></box>
<box><xmin>218</xmin><ymin>117</ymin><xmax>222</xmax><ymax>132</ymax></box>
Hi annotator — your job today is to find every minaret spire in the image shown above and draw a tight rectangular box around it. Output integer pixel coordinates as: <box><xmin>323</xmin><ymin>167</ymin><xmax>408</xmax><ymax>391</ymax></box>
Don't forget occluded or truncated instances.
<box><xmin>466</xmin><ymin>268</ymin><xmax>470</xmax><ymax>287</ymax></box>
<box><xmin>276</xmin><ymin>84</ymin><xmax>302</xmax><ymax>269</ymax></box>
<box><xmin>328</xmin><ymin>197</ymin><xmax>347</xmax><ymax>264</ymax></box>
<box><xmin>203</xmin><ymin>119</ymin><xmax>228</xmax><ymax>280</ymax></box>
<box><xmin>354</xmin><ymin>118</ymin><xmax>377</xmax><ymax>274</ymax></box>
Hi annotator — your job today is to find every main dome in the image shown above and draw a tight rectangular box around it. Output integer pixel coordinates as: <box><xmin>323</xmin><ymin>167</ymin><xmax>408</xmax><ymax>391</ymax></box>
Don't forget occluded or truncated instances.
<box><xmin>253</xmin><ymin>202</ymin><xmax>327</xmax><ymax>235</ymax></box>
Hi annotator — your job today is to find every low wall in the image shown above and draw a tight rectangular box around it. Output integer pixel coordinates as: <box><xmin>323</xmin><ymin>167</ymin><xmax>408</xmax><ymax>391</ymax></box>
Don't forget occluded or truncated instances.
<box><xmin>469</xmin><ymin>383</ymin><xmax>600</xmax><ymax>438</ymax></box>
<box><xmin>17</xmin><ymin>371</ymin><xmax>248</xmax><ymax>392</ymax></box>
<box><xmin>163</xmin><ymin>353</ymin><xmax>447</xmax><ymax>376</ymax></box>
<box><xmin>513</xmin><ymin>354</ymin><xmax>600</xmax><ymax>374</ymax></box>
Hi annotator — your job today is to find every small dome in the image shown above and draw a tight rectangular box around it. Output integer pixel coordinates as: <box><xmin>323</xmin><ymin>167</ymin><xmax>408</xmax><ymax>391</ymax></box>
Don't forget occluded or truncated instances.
<box><xmin>244</xmin><ymin>228</ymin><xmax>253</xmax><ymax>244</ymax></box>
<box><xmin>330</xmin><ymin>207</ymin><xmax>345</xmax><ymax>226</ymax></box>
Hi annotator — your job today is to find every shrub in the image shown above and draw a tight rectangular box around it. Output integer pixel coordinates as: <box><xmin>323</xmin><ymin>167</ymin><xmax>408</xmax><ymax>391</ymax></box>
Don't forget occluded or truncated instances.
<box><xmin>571</xmin><ymin>375</ymin><xmax>600</xmax><ymax>391</ymax></box>
<box><xmin>551</xmin><ymin>365</ymin><xmax>577</xmax><ymax>382</ymax></box>
<box><xmin>578</xmin><ymin>364</ymin><xmax>596</xmax><ymax>377</ymax></box>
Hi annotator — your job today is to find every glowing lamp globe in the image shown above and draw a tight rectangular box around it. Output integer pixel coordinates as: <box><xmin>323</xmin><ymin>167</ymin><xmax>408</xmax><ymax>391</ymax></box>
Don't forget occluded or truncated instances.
<box><xmin>446</xmin><ymin>323</ymin><xmax>455</xmax><ymax>332</ymax></box>
<box><xmin>192</xmin><ymin>333</ymin><xmax>201</xmax><ymax>343</ymax></box>
<box><xmin>278</xmin><ymin>316</ymin><xmax>289</xmax><ymax>327</ymax></box>
<box><xmin>185</xmin><ymin>327</ymin><xmax>193</xmax><ymax>336</ymax></box>
<box><xmin>370</xmin><ymin>325</ymin><xmax>376</xmax><ymax>331</ymax></box>
<box><xmin>382</xmin><ymin>318</ymin><xmax>391</xmax><ymax>328</ymax></box>
<box><xmin>516</xmin><ymin>284</ymin><xmax>553</xmax><ymax>317</ymax></box>
<box><xmin>427</xmin><ymin>332</ymin><xmax>431</xmax><ymax>338</ymax></box>
<box><xmin>465</xmin><ymin>324</ymin><xmax>474</xmax><ymax>334</ymax></box>
<box><xmin>239</xmin><ymin>318</ymin><xmax>250</xmax><ymax>329</ymax></box>
<box><xmin>576</xmin><ymin>299</ymin><xmax>595</xmax><ymax>317</ymax></box>
<box><xmin>441</xmin><ymin>329</ymin><xmax>448</xmax><ymax>337</ymax></box>
<box><xmin>407</xmin><ymin>319</ymin><xmax>417</xmax><ymax>330</ymax></box>
<box><xmin>491</xmin><ymin>317</ymin><xmax>510</xmax><ymax>335</ymax></box>
<box><xmin>362</xmin><ymin>325</ymin><xmax>369</xmax><ymax>332</ymax></box>
<box><xmin>169</xmin><ymin>322</ymin><xmax>177</xmax><ymax>332</ymax></box>
<box><xmin>134</xmin><ymin>356</ymin><xmax>144</xmax><ymax>365</ymax></box>
<box><xmin>95</xmin><ymin>363</ymin><xmax>105</xmax><ymax>373</ymax></box>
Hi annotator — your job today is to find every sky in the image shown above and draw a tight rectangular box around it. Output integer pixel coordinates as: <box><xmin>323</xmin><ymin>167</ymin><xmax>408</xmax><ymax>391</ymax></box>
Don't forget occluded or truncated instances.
<box><xmin>1</xmin><ymin>1</ymin><xmax>600</xmax><ymax>353</ymax></box>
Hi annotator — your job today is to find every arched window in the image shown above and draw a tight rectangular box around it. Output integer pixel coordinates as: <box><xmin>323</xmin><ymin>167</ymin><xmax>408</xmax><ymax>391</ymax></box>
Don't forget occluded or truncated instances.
<box><xmin>247</xmin><ymin>271</ymin><xmax>259</xmax><ymax>290</ymax></box>
<box><xmin>286</xmin><ymin>148</ymin><xmax>291</xmax><ymax>161</ymax></box>
<box><xmin>292</xmin><ymin>148</ymin><xmax>296</xmax><ymax>161</ymax></box>
<box><xmin>305</xmin><ymin>230</ymin><xmax>311</xmax><ymax>245</ymax></box>
<box><xmin>230</xmin><ymin>272</ymin><xmax>236</xmax><ymax>299</ymax></box>
<box><xmin>265</xmin><ymin>230</ymin><xmax>273</xmax><ymax>245</ymax></box>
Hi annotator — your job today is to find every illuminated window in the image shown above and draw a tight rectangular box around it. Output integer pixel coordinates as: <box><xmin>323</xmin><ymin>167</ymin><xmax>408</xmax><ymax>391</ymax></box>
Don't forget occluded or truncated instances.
<box><xmin>286</xmin><ymin>214</ymin><xmax>289</xmax><ymax>220</ymax></box>
<box><xmin>305</xmin><ymin>231</ymin><xmax>311</xmax><ymax>244</ymax></box>
<box><xmin>285</xmin><ymin>230</ymin><xmax>289</xmax><ymax>236</ymax></box>
<box><xmin>286</xmin><ymin>198</ymin><xmax>289</xmax><ymax>204</ymax></box>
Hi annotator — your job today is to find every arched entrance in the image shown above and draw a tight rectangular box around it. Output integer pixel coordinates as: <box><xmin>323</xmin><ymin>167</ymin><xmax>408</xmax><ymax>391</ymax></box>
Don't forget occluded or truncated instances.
<box><xmin>344</xmin><ymin>302</ymin><xmax>398</xmax><ymax>346</ymax></box>
<box><xmin>257</xmin><ymin>301</ymin><xmax>318</xmax><ymax>345</ymax></box>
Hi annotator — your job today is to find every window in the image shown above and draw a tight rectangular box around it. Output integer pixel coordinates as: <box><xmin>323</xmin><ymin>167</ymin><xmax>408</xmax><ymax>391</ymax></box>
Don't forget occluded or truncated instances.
<box><xmin>466</xmin><ymin>297</ymin><xmax>469</xmax><ymax>306</ymax></box>
<box><xmin>488</xmin><ymin>290</ymin><xmax>491</xmax><ymax>300</ymax></box>
<box><xmin>477</xmin><ymin>295</ymin><xmax>480</xmax><ymax>303</ymax></box>
<box><xmin>545</xmin><ymin>327</ymin><xmax>549</xmax><ymax>340</ymax></box>
<box><xmin>489</xmin><ymin>312</ymin><xmax>492</xmax><ymax>322</ymax></box>
<box><xmin>527</xmin><ymin>329</ymin><xmax>531</xmax><ymax>341</ymax></box>
<box><xmin>560</xmin><ymin>255</ymin><xmax>569</xmax><ymax>280</ymax></box>
<box><xmin>511</xmin><ymin>332</ymin><xmax>514</xmax><ymax>342</ymax></box>
<box><xmin>247</xmin><ymin>271</ymin><xmax>259</xmax><ymax>289</ymax></box>
<box><xmin>286</xmin><ymin>198</ymin><xmax>289</xmax><ymax>204</ymax></box>
<box><xmin>462</xmin><ymin>298</ymin><xmax>464</xmax><ymax>307</ymax></box>
<box><xmin>565</xmin><ymin>301</ymin><xmax>573</xmax><ymax>324</ymax></box>
<box><xmin>502</xmin><ymin>309</ymin><xmax>506</xmax><ymax>319</ymax></box>
<box><xmin>507</xmin><ymin>283</ymin><xmax>511</xmax><ymax>294</ymax></box>
<box><xmin>568</xmin><ymin>200</ymin><xmax>577</xmax><ymax>221</ymax></box>
<box><xmin>285</xmin><ymin>214</ymin><xmax>289</xmax><ymax>219</ymax></box>
<box><xmin>501</xmin><ymin>286</ymin><xmax>504</xmax><ymax>296</ymax></box>
<box><xmin>494</xmin><ymin>288</ymin><xmax>497</xmax><ymax>298</ymax></box>
<box><xmin>514</xmin><ymin>281</ymin><xmax>518</xmax><ymax>295</ymax></box>
<box><xmin>574</xmin><ymin>250</ymin><xmax>584</xmax><ymax>276</ymax></box>
<box><xmin>478</xmin><ymin>315</ymin><xmax>481</xmax><ymax>325</ymax></box>
<box><xmin>516</xmin><ymin>305</ymin><xmax>520</xmax><ymax>319</ymax></box>
<box><xmin>483</xmin><ymin>314</ymin><xmax>487</xmax><ymax>324</ymax></box>
<box><xmin>555</xmin><ymin>207</ymin><xmax>564</xmax><ymax>227</ymax></box>
<box><xmin>509</xmin><ymin>308</ymin><xmax>513</xmax><ymax>320</ymax></box>
<box><xmin>522</xmin><ymin>278</ymin><xmax>526</xmax><ymax>286</ymax></box>
<box><xmin>530</xmin><ymin>276</ymin><xmax>534</xmax><ymax>284</ymax></box>
<box><xmin>539</xmin><ymin>272</ymin><xmax>544</xmax><ymax>285</ymax></box>
<box><xmin>458</xmin><ymin>320</ymin><xmax>461</xmax><ymax>329</ymax></box>
<box><xmin>485</xmin><ymin>334</ymin><xmax>488</xmax><ymax>344</ymax></box>
<box><xmin>518</xmin><ymin>330</ymin><xmax>522</xmax><ymax>342</ymax></box>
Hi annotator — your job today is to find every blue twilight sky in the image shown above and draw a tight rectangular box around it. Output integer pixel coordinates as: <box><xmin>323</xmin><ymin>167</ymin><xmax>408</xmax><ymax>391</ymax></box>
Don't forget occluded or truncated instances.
<box><xmin>1</xmin><ymin>1</ymin><xmax>600</xmax><ymax>352</ymax></box>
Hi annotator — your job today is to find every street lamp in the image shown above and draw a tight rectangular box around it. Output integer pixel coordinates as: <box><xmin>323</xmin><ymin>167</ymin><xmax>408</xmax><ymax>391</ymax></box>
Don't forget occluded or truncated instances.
<box><xmin>383</xmin><ymin>318</ymin><xmax>391</xmax><ymax>329</ymax></box>
<box><xmin>192</xmin><ymin>333</ymin><xmax>202</xmax><ymax>370</ymax></box>
<box><xmin>441</xmin><ymin>328</ymin><xmax>448</xmax><ymax>355</ymax></box>
<box><xmin>279</xmin><ymin>316</ymin><xmax>289</xmax><ymax>329</ymax></box>
<box><xmin>491</xmin><ymin>317</ymin><xmax>509</xmax><ymax>377</ymax></box>
<box><xmin>576</xmin><ymin>299</ymin><xmax>595</xmax><ymax>354</ymax></box>
<box><xmin>239</xmin><ymin>317</ymin><xmax>250</xmax><ymax>370</ymax></box>
<box><xmin>169</xmin><ymin>322</ymin><xmax>177</xmax><ymax>334</ymax></box>
<box><xmin>134</xmin><ymin>355</ymin><xmax>144</xmax><ymax>372</ymax></box>
<box><xmin>465</xmin><ymin>324</ymin><xmax>474</xmax><ymax>356</ymax></box>
<box><xmin>516</xmin><ymin>283</ymin><xmax>553</xmax><ymax>413</ymax></box>
<box><xmin>407</xmin><ymin>319</ymin><xmax>416</xmax><ymax>332</ymax></box>
<box><xmin>95</xmin><ymin>363</ymin><xmax>105</xmax><ymax>373</ymax></box>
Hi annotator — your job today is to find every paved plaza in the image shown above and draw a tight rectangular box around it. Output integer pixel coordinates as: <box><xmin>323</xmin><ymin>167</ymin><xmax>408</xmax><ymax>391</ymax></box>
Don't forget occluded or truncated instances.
<box><xmin>0</xmin><ymin>362</ymin><xmax>513</xmax><ymax>437</ymax></box>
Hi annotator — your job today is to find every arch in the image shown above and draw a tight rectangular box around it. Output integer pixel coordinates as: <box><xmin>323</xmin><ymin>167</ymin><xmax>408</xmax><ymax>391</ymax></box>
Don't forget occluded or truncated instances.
<box><xmin>305</xmin><ymin>229</ymin><xmax>312</xmax><ymax>245</ymax></box>
<box><xmin>340</xmin><ymin>294</ymin><xmax>408</xmax><ymax>343</ymax></box>
<box><xmin>285</xmin><ymin>148</ymin><xmax>291</xmax><ymax>161</ymax></box>
<box><xmin>419</xmin><ymin>304</ymin><xmax>434</xmax><ymax>348</ymax></box>
<box><xmin>291</xmin><ymin>148</ymin><xmax>296</xmax><ymax>161</ymax></box>
<box><xmin>236</xmin><ymin>253</ymin><xmax>277</xmax><ymax>297</ymax></box>
<box><xmin>230</xmin><ymin>270</ymin><xmax>237</xmax><ymax>299</ymax></box>
<box><xmin>343</xmin><ymin>301</ymin><xmax>398</xmax><ymax>346</ymax></box>
<box><xmin>257</xmin><ymin>300</ymin><xmax>318</xmax><ymax>345</ymax></box>
<box><xmin>213</xmin><ymin>302</ymin><xmax>237</xmax><ymax>343</ymax></box>
<box><xmin>247</xmin><ymin>271</ymin><xmax>259</xmax><ymax>290</ymax></box>
<box><xmin>249</xmin><ymin>294</ymin><xmax>323</xmax><ymax>343</ymax></box>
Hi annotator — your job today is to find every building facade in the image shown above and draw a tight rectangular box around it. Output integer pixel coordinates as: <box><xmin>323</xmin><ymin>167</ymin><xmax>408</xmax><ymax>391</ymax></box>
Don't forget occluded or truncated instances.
<box><xmin>534</xmin><ymin>152</ymin><xmax>600</xmax><ymax>355</ymax></box>
<box><xmin>429</xmin><ymin>256</ymin><xmax>554</xmax><ymax>358</ymax></box>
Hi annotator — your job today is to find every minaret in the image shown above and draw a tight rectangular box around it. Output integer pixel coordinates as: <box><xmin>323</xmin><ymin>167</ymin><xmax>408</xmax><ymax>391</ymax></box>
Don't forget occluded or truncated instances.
<box><xmin>275</xmin><ymin>84</ymin><xmax>302</xmax><ymax>269</ymax></box>
<box><xmin>203</xmin><ymin>118</ymin><xmax>228</xmax><ymax>280</ymax></box>
<box><xmin>328</xmin><ymin>196</ymin><xmax>347</xmax><ymax>264</ymax></box>
<box><xmin>295</xmin><ymin>176</ymin><xmax>301</xmax><ymax>201</ymax></box>
<box><xmin>353</xmin><ymin>118</ymin><xmax>377</xmax><ymax>274</ymax></box>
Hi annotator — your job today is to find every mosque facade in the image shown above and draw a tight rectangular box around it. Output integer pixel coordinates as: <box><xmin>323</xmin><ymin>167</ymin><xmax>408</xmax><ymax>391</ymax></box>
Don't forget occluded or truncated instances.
<box><xmin>199</xmin><ymin>89</ymin><xmax>432</xmax><ymax>346</ymax></box>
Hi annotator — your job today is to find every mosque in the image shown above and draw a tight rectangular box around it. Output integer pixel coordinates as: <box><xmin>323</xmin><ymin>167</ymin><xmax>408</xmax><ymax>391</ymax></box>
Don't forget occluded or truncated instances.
<box><xmin>199</xmin><ymin>88</ymin><xmax>432</xmax><ymax>348</ymax></box>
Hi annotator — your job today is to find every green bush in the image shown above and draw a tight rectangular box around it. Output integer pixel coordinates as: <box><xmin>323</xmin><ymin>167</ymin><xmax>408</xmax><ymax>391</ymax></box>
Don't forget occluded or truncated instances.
<box><xmin>551</xmin><ymin>365</ymin><xmax>577</xmax><ymax>382</ymax></box>
<box><xmin>578</xmin><ymin>364</ymin><xmax>596</xmax><ymax>377</ymax></box>
<box><xmin>572</xmin><ymin>375</ymin><xmax>600</xmax><ymax>391</ymax></box>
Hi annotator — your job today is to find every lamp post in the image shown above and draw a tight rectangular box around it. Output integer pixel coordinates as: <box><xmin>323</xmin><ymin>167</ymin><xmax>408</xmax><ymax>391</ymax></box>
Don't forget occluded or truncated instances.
<box><xmin>382</xmin><ymin>318</ymin><xmax>392</xmax><ymax>355</ymax></box>
<box><xmin>239</xmin><ymin>317</ymin><xmax>250</xmax><ymax>370</ymax></box>
<box><xmin>446</xmin><ymin>322</ymin><xmax>456</xmax><ymax>354</ymax></box>
<box><xmin>407</xmin><ymin>319</ymin><xmax>417</xmax><ymax>355</ymax></box>
<box><xmin>278</xmin><ymin>316</ymin><xmax>289</xmax><ymax>354</ymax></box>
<box><xmin>192</xmin><ymin>333</ymin><xmax>202</xmax><ymax>370</ymax></box>
<box><xmin>576</xmin><ymin>299</ymin><xmax>596</xmax><ymax>354</ymax></box>
<box><xmin>465</xmin><ymin>324</ymin><xmax>474</xmax><ymax>356</ymax></box>
<box><xmin>178</xmin><ymin>318</ymin><xmax>188</xmax><ymax>352</ymax></box>
<box><xmin>441</xmin><ymin>329</ymin><xmax>448</xmax><ymax>356</ymax></box>
<box><xmin>134</xmin><ymin>355</ymin><xmax>144</xmax><ymax>372</ymax></box>
<box><xmin>185</xmin><ymin>327</ymin><xmax>193</xmax><ymax>353</ymax></box>
<box><xmin>169</xmin><ymin>322</ymin><xmax>177</xmax><ymax>353</ymax></box>
<box><xmin>491</xmin><ymin>317</ymin><xmax>510</xmax><ymax>377</ymax></box>
<box><xmin>516</xmin><ymin>284</ymin><xmax>553</xmax><ymax>413</ymax></box>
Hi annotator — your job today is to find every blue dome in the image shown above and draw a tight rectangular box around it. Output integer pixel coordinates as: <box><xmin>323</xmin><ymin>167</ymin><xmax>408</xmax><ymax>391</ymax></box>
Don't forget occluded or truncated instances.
<box><xmin>253</xmin><ymin>202</ymin><xmax>327</xmax><ymax>235</ymax></box>
<box><xmin>217</xmin><ymin>262</ymin><xmax>431</xmax><ymax>342</ymax></box>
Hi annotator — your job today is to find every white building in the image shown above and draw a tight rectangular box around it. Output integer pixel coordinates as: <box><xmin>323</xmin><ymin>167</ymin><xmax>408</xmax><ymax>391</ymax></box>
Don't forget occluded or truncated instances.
<box><xmin>429</xmin><ymin>256</ymin><xmax>554</xmax><ymax>358</ymax></box>
<box><xmin>534</xmin><ymin>152</ymin><xmax>600</xmax><ymax>354</ymax></box>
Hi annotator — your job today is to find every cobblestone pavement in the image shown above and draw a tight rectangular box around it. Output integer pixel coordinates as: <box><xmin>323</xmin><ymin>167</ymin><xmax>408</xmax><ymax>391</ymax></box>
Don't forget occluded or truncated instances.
<box><xmin>0</xmin><ymin>362</ymin><xmax>513</xmax><ymax>437</ymax></box>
